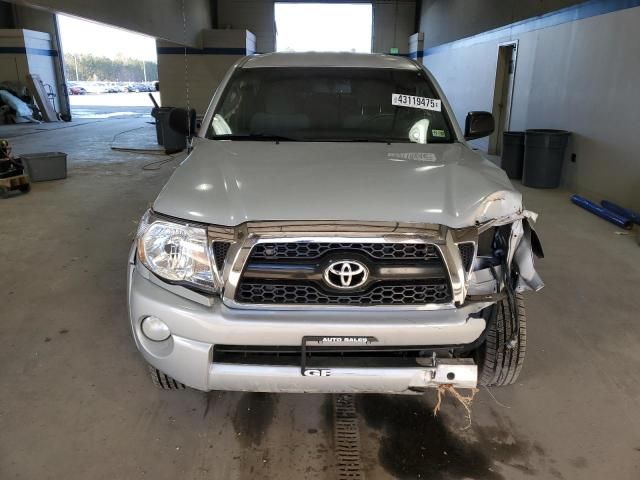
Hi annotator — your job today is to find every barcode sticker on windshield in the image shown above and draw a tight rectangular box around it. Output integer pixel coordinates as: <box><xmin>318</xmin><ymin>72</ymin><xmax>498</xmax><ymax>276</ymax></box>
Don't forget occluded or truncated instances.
<box><xmin>392</xmin><ymin>94</ymin><xmax>441</xmax><ymax>112</ymax></box>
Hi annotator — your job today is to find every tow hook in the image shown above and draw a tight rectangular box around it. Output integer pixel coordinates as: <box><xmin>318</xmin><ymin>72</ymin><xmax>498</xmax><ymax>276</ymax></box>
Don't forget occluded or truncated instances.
<box><xmin>409</xmin><ymin>354</ymin><xmax>478</xmax><ymax>391</ymax></box>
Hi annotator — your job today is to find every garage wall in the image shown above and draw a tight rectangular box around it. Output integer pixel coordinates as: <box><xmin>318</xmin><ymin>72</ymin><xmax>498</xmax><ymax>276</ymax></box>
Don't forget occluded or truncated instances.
<box><xmin>373</xmin><ymin>1</ymin><xmax>416</xmax><ymax>54</ymax></box>
<box><xmin>418</xmin><ymin>0</ymin><xmax>640</xmax><ymax>210</ymax></box>
<box><xmin>419</xmin><ymin>0</ymin><xmax>586</xmax><ymax>48</ymax></box>
<box><xmin>2</xmin><ymin>5</ymin><xmax>70</xmax><ymax>117</ymax></box>
<box><xmin>217</xmin><ymin>0</ymin><xmax>275</xmax><ymax>53</ymax></box>
<box><xmin>157</xmin><ymin>30</ymin><xmax>256</xmax><ymax>113</ymax></box>
<box><xmin>2</xmin><ymin>0</ymin><xmax>213</xmax><ymax>47</ymax></box>
<box><xmin>217</xmin><ymin>0</ymin><xmax>416</xmax><ymax>54</ymax></box>
<box><xmin>0</xmin><ymin>2</ymin><xmax>15</xmax><ymax>27</ymax></box>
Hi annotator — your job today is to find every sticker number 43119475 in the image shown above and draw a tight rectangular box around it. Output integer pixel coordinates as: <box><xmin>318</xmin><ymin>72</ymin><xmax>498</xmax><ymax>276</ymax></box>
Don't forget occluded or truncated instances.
<box><xmin>392</xmin><ymin>93</ymin><xmax>442</xmax><ymax>112</ymax></box>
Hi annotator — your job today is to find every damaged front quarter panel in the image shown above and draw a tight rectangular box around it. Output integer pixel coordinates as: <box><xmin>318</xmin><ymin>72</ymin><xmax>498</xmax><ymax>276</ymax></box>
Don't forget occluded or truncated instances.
<box><xmin>512</xmin><ymin>217</ymin><xmax>545</xmax><ymax>292</ymax></box>
<box><xmin>466</xmin><ymin>208</ymin><xmax>544</xmax><ymax>302</ymax></box>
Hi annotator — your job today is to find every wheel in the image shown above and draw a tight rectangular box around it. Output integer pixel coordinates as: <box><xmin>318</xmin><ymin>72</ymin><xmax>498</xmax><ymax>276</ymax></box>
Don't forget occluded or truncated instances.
<box><xmin>18</xmin><ymin>184</ymin><xmax>31</xmax><ymax>193</ymax></box>
<box><xmin>0</xmin><ymin>186</ymin><xmax>9</xmax><ymax>199</ymax></box>
<box><xmin>475</xmin><ymin>293</ymin><xmax>527</xmax><ymax>387</ymax></box>
<box><xmin>148</xmin><ymin>364</ymin><xmax>186</xmax><ymax>390</ymax></box>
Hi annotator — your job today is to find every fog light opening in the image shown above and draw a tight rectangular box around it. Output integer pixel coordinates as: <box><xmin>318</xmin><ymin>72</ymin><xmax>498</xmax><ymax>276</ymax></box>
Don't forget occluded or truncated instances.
<box><xmin>141</xmin><ymin>316</ymin><xmax>171</xmax><ymax>342</ymax></box>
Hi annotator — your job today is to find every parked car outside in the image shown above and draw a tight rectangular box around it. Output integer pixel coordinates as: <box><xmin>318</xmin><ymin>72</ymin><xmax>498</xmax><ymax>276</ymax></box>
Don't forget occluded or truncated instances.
<box><xmin>68</xmin><ymin>85</ymin><xmax>87</xmax><ymax>95</ymax></box>
<box><xmin>82</xmin><ymin>82</ymin><xmax>110</xmax><ymax>94</ymax></box>
<box><xmin>128</xmin><ymin>83</ymin><xmax>151</xmax><ymax>93</ymax></box>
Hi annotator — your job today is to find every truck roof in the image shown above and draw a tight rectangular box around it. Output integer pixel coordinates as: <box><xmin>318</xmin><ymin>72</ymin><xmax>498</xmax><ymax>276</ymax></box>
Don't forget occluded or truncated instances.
<box><xmin>241</xmin><ymin>52</ymin><xmax>419</xmax><ymax>70</ymax></box>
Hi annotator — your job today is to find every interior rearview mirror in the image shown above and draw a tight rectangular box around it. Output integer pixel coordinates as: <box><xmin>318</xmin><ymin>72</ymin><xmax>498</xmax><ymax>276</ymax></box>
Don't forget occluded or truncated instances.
<box><xmin>464</xmin><ymin>111</ymin><xmax>494</xmax><ymax>140</ymax></box>
<box><xmin>168</xmin><ymin>107</ymin><xmax>197</xmax><ymax>137</ymax></box>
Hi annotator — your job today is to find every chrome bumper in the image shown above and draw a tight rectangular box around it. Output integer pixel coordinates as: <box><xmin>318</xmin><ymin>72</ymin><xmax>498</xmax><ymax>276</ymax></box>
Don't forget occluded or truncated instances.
<box><xmin>128</xmin><ymin>260</ymin><xmax>485</xmax><ymax>393</ymax></box>
<box><xmin>208</xmin><ymin>360</ymin><xmax>477</xmax><ymax>394</ymax></box>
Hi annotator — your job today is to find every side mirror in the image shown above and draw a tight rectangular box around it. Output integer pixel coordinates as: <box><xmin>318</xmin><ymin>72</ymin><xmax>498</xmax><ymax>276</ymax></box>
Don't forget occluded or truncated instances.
<box><xmin>168</xmin><ymin>107</ymin><xmax>196</xmax><ymax>137</ymax></box>
<box><xmin>464</xmin><ymin>111</ymin><xmax>494</xmax><ymax>140</ymax></box>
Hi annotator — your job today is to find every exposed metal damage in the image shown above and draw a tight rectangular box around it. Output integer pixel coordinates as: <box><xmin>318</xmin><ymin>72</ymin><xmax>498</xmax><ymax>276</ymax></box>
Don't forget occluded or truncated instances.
<box><xmin>467</xmin><ymin>209</ymin><xmax>544</xmax><ymax>303</ymax></box>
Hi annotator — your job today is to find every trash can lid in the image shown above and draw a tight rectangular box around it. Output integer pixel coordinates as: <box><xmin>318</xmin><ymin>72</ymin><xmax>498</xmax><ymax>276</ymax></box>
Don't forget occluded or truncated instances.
<box><xmin>526</xmin><ymin>129</ymin><xmax>570</xmax><ymax>136</ymax></box>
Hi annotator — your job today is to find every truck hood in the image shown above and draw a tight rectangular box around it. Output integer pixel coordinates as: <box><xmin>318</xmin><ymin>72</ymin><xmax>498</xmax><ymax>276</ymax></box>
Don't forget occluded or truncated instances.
<box><xmin>153</xmin><ymin>140</ymin><xmax>522</xmax><ymax>228</ymax></box>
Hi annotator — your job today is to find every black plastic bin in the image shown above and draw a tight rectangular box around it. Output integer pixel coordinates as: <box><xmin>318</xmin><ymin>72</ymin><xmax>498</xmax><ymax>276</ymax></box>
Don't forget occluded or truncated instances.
<box><xmin>522</xmin><ymin>129</ymin><xmax>571</xmax><ymax>188</ymax></box>
<box><xmin>151</xmin><ymin>107</ymin><xmax>172</xmax><ymax>146</ymax></box>
<box><xmin>159</xmin><ymin>108</ymin><xmax>188</xmax><ymax>153</ymax></box>
<box><xmin>501</xmin><ymin>131</ymin><xmax>525</xmax><ymax>179</ymax></box>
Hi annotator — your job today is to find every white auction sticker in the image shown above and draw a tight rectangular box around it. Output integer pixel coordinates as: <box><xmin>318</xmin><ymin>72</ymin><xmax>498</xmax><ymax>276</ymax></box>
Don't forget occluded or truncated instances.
<box><xmin>392</xmin><ymin>93</ymin><xmax>441</xmax><ymax>112</ymax></box>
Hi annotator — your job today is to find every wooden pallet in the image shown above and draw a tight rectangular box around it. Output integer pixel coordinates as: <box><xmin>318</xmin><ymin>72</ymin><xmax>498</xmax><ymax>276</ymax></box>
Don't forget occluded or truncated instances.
<box><xmin>0</xmin><ymin>173</ymin><xmax>30</xmax><ymax>197</ymax></box>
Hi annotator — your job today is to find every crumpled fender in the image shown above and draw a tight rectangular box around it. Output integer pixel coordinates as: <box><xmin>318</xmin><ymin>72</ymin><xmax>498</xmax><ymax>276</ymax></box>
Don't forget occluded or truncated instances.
<box><xmin>513</xmin><ymin>217</ymin><xmax>544</xmax><ymax>292</ymax></box>
<box><xmin>466</xmin><ymin>210</ymin><xmax>544</xmax><ymax>301</ymax></box>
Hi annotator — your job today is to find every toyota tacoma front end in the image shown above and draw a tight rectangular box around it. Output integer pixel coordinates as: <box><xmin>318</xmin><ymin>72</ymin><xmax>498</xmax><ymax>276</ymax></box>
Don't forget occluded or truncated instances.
<box><xmin>127</xmin><ymin>52</ymin><xmax>543</xmax><ymax>393</ymax></box>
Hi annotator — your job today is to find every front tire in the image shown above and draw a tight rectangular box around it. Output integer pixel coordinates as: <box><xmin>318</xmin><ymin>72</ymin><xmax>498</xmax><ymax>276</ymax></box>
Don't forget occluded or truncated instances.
<box><xmin>476</xmin><ymin>293</ymin><xmax>527</xmax><ymax>386</ymax></box>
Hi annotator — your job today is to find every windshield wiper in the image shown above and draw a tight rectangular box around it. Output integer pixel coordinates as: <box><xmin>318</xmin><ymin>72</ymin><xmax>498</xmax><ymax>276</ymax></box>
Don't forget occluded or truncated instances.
<box><xmin>318</xmin><ymin>138</ymin><xmax>412</xmax><ymax>143</ymax></box>
<box><xmin>209</xmin><ymin>134</ymin><xmax>414</xmax><ymax>143</ymax></box>
<box><xmin>209</xmin><ymin>133</ymin><xmax>299</xmax><ymax>142</ymax></box>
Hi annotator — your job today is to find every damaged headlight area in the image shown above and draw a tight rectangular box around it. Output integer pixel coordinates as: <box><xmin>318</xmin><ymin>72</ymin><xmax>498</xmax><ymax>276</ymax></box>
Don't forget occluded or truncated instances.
<box><xmin>136</xmin><ymin>210</ymin><xmax>217</xmax><ymax>293</ymax></box>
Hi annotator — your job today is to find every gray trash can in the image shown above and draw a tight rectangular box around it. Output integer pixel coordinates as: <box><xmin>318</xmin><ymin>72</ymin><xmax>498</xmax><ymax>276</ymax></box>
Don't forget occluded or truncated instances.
<box><xmin>523</xmin><ymin>129</ymin><xmax>571</xmax><ymax>188</ymax></box>
<box><xmin>501</xmin><ymin>131</ymin><xmax>525</xmax><ymax>180</ymax></box>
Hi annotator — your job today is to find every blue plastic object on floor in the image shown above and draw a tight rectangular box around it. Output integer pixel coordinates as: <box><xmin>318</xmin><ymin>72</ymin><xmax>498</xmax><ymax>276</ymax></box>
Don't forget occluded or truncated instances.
<box><xmin>570</xmin><ymin>195</ymin><xmax>632</xmax><ymax>229</ymax></box>
<box><xmin>600</xmin><ymin>200</ymin><xmax>640</xmax><ymax>225</ymax></box>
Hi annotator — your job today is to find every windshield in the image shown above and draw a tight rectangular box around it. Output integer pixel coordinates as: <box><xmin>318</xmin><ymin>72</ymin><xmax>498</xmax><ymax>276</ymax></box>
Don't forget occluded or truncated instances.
<box><xmin>206</xmin><ymin>67</ymin><xmax>455</xmax><ymax>143</ymax></box>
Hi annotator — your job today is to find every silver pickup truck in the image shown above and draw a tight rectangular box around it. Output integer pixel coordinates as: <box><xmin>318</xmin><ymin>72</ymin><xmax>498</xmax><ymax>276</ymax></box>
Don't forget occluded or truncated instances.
<box><xmin>128</xmin><ymin>52</ymin><xmax>543</xmax><ymax>394</ymax></box>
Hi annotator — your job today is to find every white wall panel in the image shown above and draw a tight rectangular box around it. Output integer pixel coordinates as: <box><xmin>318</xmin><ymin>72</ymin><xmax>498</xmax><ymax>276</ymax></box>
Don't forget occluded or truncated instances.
<box><xmin>421</xmin><ymin>5</ymin><xmax>640</xmax><ymax>209</ymax></box>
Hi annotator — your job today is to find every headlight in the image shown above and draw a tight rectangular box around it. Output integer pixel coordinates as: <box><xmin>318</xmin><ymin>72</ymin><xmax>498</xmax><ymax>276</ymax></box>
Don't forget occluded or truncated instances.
<box><xmin>136</xmin><ymin>210</ymin><xmax>216</xmax><ymax>292</ymax></box>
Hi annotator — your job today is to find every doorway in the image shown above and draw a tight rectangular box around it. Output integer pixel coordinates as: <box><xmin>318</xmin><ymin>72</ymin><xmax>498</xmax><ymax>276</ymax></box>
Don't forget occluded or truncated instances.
<box><xmin>274</xmin><ymin>3</ymin><xmax>373</xmax><ymax>53</ymax></box>
<box><xmin>57</xmin><ymin>14</ymin><xmax>159</xmax><ymax>119</ymax></box>
<box><xmin>489</xmin><ymin>41</ymin><xmax>518</xmax><ymax>155</ymax></box>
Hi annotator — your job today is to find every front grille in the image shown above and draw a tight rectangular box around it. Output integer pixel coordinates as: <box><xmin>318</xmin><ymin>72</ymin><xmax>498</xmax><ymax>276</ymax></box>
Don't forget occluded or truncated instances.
<box><xmin>250</xmin><ymin>242</ymin><xmax>440</xmax><ymax>260</ymax></box>
<box><xmin>235</xmin><ymin>241</ymin><xmax>453</xmax><ymax>307</ymax></box>
<box><xmin>237</xmin><ymin>280</ymin><xmax>451</xmax><ymax>305</ymax></box>
<box><xmin>213</xmin><ymin>344</ymin><xmax>456</xmax><ymax>367</ymax></box>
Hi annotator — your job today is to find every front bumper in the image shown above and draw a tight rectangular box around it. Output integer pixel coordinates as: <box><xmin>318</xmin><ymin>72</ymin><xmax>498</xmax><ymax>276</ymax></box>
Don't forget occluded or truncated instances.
<box><xmin>128</xmin><ymin>258</ymin><xmax>486</xmax><ymax>393</ymax></box>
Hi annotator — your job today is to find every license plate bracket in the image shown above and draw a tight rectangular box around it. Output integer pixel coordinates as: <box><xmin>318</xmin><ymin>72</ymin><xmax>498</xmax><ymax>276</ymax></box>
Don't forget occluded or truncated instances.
<box><xmin>300</xmin><ymin>335</ymin><xmax>378</xmax><ymax>376</ymax></box>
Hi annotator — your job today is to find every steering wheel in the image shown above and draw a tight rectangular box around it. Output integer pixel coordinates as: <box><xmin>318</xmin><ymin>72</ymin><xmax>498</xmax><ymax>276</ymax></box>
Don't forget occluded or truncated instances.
<box><xmin>357</xmin><ymin>113</ymin><xmax>395</xmax><ymax>129</ymax></box>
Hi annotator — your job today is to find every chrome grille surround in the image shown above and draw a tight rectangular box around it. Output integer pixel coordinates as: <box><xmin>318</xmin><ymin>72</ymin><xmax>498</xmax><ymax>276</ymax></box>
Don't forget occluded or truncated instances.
<box><xmin>250</xmin><ymin>242</ymin><xmax>441</xmax><ymax>260</ymax></box>
<box><xmin>208</xmin><ymin>221</ymin><xmax>478</xmax><ymax>311</ymax></box>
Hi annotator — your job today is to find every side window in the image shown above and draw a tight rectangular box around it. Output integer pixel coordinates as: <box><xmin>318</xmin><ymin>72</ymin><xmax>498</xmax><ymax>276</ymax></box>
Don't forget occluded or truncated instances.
<box><xmin>211</xmin><ymin>79</ymin><xmax>244</xmax><ymax>135</ymax></box>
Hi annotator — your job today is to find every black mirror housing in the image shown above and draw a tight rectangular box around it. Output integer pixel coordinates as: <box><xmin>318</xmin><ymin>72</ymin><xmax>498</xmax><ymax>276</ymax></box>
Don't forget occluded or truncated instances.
<box><xmin>464</xmin><ymin>111</ymin><xmax>495</xmax><ymax>140</ymax></box>
<box><xmin>168</xmin><ymin>107</ymin><xmax>197</xmax><ymax>137</ymax></box>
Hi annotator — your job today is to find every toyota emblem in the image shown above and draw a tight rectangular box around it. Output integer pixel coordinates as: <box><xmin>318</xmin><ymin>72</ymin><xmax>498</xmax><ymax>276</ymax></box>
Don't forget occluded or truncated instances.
<box><xmin>323</xmin><ymin>260</ymin><xmax>369</xmax><ymax>289</ymax></box>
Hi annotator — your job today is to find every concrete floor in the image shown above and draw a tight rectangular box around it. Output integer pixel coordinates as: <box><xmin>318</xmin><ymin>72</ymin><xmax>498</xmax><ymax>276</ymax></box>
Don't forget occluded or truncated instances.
<box><xmin>1</xmin><ymin>116</ymin><xmax>639</xmax><ymax>480</ymax></box>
